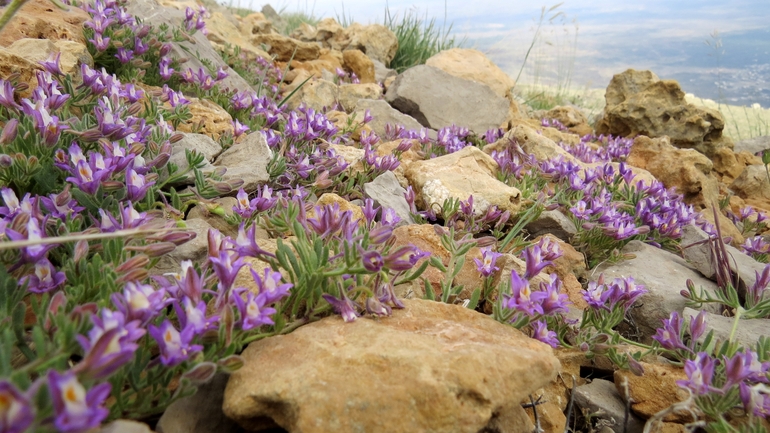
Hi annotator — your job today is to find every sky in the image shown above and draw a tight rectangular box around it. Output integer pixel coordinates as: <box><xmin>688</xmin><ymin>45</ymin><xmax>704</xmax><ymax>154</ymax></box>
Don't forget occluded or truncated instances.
<box><xmin>223</xmin><ymin>0</ymin><xmax>770</xmax><ymax>106</ymax></box>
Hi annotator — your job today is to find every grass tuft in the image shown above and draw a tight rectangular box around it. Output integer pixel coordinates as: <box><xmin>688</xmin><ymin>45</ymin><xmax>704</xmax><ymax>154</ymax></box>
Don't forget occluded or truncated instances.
<box><xmin>383</xmin><ymin>3</ymin><xmax>463</xmax><ymax>72</ymax></box>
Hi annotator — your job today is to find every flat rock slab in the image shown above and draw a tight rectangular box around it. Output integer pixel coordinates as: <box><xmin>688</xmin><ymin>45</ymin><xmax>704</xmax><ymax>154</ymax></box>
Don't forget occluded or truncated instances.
<box><xmin>223</xmin><ymin>299</ymin><xmax>559</xmax><ymax>433</ymax></box>
<box><xmin>404</xmin><ymin>146</ymin><xmax>521</xmax><ymax>218</ymax></box>
<box><xmin>596</xmin><ymin>240</ymin><xmax>721</xmax><ymax>343</ymax></box>
<box><xmin>385</xmin><ymin>65</ymin><xmax>508</xmax><ymax>133</ymax></box>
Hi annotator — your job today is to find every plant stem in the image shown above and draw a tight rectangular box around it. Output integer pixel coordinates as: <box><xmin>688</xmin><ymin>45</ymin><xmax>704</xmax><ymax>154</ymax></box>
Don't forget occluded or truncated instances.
<box><xmin>0</xmin><ymin>0</ymin><xmax>28</xmax><ymax>35</ymax></box>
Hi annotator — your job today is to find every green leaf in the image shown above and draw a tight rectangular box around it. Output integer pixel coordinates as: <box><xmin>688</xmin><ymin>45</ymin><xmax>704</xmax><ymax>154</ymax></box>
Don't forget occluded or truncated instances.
<box><xmin>423</xmin><ymin>277</ymin><xmax>435</xmax><ymax>301</ymax></box>
<box><xmin>467</xmin><ymin>288</ymin><xmax>481</xmax><ymax>310</ymax></box>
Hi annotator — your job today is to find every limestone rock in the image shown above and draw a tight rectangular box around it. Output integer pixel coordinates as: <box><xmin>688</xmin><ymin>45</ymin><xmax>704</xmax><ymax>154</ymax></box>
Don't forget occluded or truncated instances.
<box><xmin>285</xmin><ymin>78</ymin><xmax>339</xmax><ymax>111</ymax></box>
<box><xmin>337</xmin><ymin>83</ymin><xmax>382</xmax><ymax>112</ymax></box>
<box><xmin>405</xmin><ymin>146</ymin><xmax>522</xmax><ymax>218</ymax></box>
<box><xmin>223</xmin><ymin>299</ymin><xmax>558</xmax><ymax>433</ymax></box>
<box><xmin>572</xmin><ymin>379</ymin><xmax>646</xmax><ymax>433</ymax></box>
<box><xmin>6</xmin><ymin>39</ymin><xmax>92</xmax><ymax>85</ymax></box>
<box><xmin>238</xmin><ymin>12</ymin><xmax>273</xmax><ymax>35</ymax></box>
<box><xmin>152</xmin><ymin>218</ymin><xmax>211</xmax><ymax>276</ymax></box>
<box><xmin>0</xmin><ymin>48</ymin><xmax>42</xmax><ymax>99</ymax></box>
<box><xmin>342</xmin><ymin>49</ymin><xmax>376</xmax><ymax>84</ymax></box>
<box><xmin>175</xmin><ymin>98</ymin><xmax>234</xmax><ymax>140</ymax></box>
<box><xmin>595</xmin><ymin>69</ymin><xmax>732</xmax><ymax>156</ymax></box>
<box><xmin>711</xmin><ymin>145</ymin><xmax>746</xmax><ymax>183</ymax></box>
<box><xmin>310</xmin><ymin>193</ymin><xmax>365</xmax><ymax>226</ymax></box>
<box><xmin>126</xmin><ymin>0</ymin><xmax>252</xmax><ymax>93</ymax></box>
<box><xmin>683</xmin><ymin>307</ymin><xmax>770</xmax><ymax>349</ymax></box>
<box><xmin>213</xmin><ymin>131</ymin><xmax>271</xmax><ymax>193</ymax></box>
<box><xmin>252</xmin><ymin>33</ymin><xmax>321</xmax><ymax>62</ymax></box>
<box><xmin>335</xmin><ymin>23</ymin><xmax>398</xmax><ymax>65</ymax></box>
<box><xmin>626</xmin><ymin>135</ymin><xmax>719</xmax><ymax>208</ymax></box>
<box><xmin>363</xmin><ymin>171</ymin><xmax>415</xmax><ymax>226</ymax></box>
<box><xmin>734</xmin><ymin>135</ymin><xmax>770</xmax><ymax>156</ymax></box>
<box><xmin>353</xmin><ymin>99</ymin><xmax>428</xmax><ymax>138</ymax></box>
<box><xmin>99</xmin><ymin>420</ymin><xmax>155</xmax><ymax>433</ymax></box>
<box><xmin>731</xmin><ymin>164</ymin><xmax>770</xmax><ymax>202</ymax></box>
<box><xmin>386</xmin><ymin>65</ymin><xmax>509</xmax><ymax>133</ymax></box>
<box><xmin>543</xmin><ymin>105</ymin><xmax>594</xmax><ymax>136</ymax></box>
<box><xmin>680</xmin><ymin>224</ymin><xmax>766</xmax><ymax>303</ymax></box>
<box><xmin>425</xmin><ymin>48</ymin><xmax>514</xmax><ymax>98</ymax></box>
<box><xmin>596</xmin><ymin>240</ymin><xmax>721</xmax><ymax>344</ymax></box>
<box><xmin>614</xmin><ymin>362</ymin><xmax>691</xmax><ymax>423</ymax></box>
<box><xmin>485</xmin><ymin>123</ymin><xmax>577</xmax><ymax>163</ymax></box>
<box><xmin>204</xmin><ymin>11</ymin><xmax>271</xmax><ymax>61</ymax></box>
<box><xmin>0</xmin><ymin>0</ymin><xmax>90</xmax><ymax>47</ymax></box>
<box><xmin>168</xmin><ymin>133</ymin><xmax>222</xmax><ymax>185</ymax></box>
<box><xmin>371</xmin><ymin>57</ymin><xmax>397</xmax><ymax>83</ymax></box>
<box><xmin>157</xmin><ymin>374</ymin><xmax>245</xmax><ymax>433</ymax></box>
<box><xmin>525</xmin><ymin>210</ymin><xmax>578</xmax><ymax>242</ymax></box>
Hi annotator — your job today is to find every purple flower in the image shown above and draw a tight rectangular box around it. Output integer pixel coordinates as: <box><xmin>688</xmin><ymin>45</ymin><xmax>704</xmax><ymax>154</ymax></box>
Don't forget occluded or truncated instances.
<box><xmin>232</xmin><ymin>119</ymin><xmax>249</xmax><ymax>137</ymax></box>
<box><xmin>175</xmin><ymin>297</ymin><xmax>219</xmax><ymax>335</ymax></box>
<box><xmin>307</xmin><ymin>203</ymin><xmax>354</xmax><ymax>240</ymax></box>
<box><xmin>232</xmin><ymin>290</ymin><xmax>276</xmax><ymax>330</ymax></box>
<box><xmin>250</xmin><ymin>267</ymin><xmax>292</xmax><ymax>304</ymax></box>
<box><xmin>521</xmin><ymin>245</ymin><xmax>553</xmax><ymax>279</ymax></box>
<box><xmin>48</xmin><ymin>370</ymin><xmax>111</xmax><ymax>432</ymax></box>
<box><xmin>0</xmin><ymin>80</ymin><xmax>19</xmax><ymax>109</ymax></box>
<box><xmin>359</xmin><ymin>247</ymin><xmax>384</xmax><ymax>273</ymax></box>
<box><xmin>362</xmin><ymin>198</ymin><xmax>378</xmax><ymax>226</ymax></box>
<box><xmin>322</xmin><ymin>292</ymin><xmax>360</xmax><ymax>322</ymax></box>
<box><xmin>115</xmin><ymin>47</ymin><xmax>134</xmax><ymax>64</ymax></box>
<box><xmin>652</xmin><ymin>311</ymin><xmax>690</xmax><ymax>351</ymax></box>
<box><xmin>504</xmin><ymin>271</ymin><xmax>544</xmax><ymax>316</ymax></box>
<box><xmin>149</xmin><ymin>321</ymin><xmax>203</xmax><ymax>366</ymax></box>
<box><xmin>20</xmin><ymin>258</ymin><xmax>65</xmax><ymax>293</ymax></box>
<box><xmin>159</xmin><ymin>56</ymin><xmax>174</xmax><ymax>81</ymax></box>
<box><xmin>111</xmin><ymin>281</ymin><xmax>168</xmax><ymax>325</ymax></box>
<box><xmin>125</xmin><ymin>167</ymin><xmax>154</xmax><ymax>202</ymax></box>
<box><xmin>89</xmin><ymin>33</ymin><xmax>111</xmax><ymax>51</ymax></box>
<box><xmin>383</xmin><ymin>245</ymin><xmax>429</xmax><ymax>271</ymax></box>
<box><xmin>75</xmin><ymin>309</ymin><xmax>145</xmax><ymax>379</ymax></box>
<box><xmin>539</xmin><ymin>274</ymin><xmax>569</xmax><ymax>316</ymax></box>
<box><xmin>689</xmin><ymin>309</ymin><xmax>708</xmax><ymax>342</ymax></box>
<box><xmin>0</xmin><ymin>380</ymin><xmax>33</xmax><ymax>433</ymax></box>
<box><xmin>532</xmin><ymin>320</ymin><xmax>559</xmax><ymax>348</ymax></box>
<box><xmin>39</xmin><ymin>51</ymin><xmax>63</xmax><ymax>75</ymax></box>
<box><xmin>209</xmin><ymin>249</ymin><xmax>245</xmax><ymax>293</ymax></box>
<box><xmin>474</xmin><ymin>247</ymin><xmax>502</xmax><ymax>277</ymax></box>
<box><xmin>740</xmin><ymin>383</ymin><xmax>770</xmax><ymax>417</ymax></box>
<box><xmin>677</xmin><ymin>352</ymin><xmax>720</xmax><ymax>395</ymax></box>
<box><xmin>5</xmin><ymin>218</ymin><xmax>56</xmax><ymax>265</ymax></box>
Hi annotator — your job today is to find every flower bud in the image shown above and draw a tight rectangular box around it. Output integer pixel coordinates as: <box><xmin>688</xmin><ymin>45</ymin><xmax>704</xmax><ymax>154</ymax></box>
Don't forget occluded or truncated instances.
<box><xmin>69</xmin><ymin>302</ymin><xmax>98</xmax><ymax>324</ymax></box>
<box><xmin>0</xmin><ymin>154</ymin><xmax>12</xmax><ymax>168</ymax></box>
<box><xmin>116</xmin><ymin>268</ymin><xmax>149</xmax><ymax>284</ymax></box>
<box><xmin>161</xmin><ymin>230</ymin><xmax>196</xmax><ymax>245</ymax></box>
<box><xmin>144</xmin><ymin>242</ymin><xmax>176</xmax><ymax>257</ymax></box>
<box><xmin>127</xmin><ymin>102</ymin><xmax>143</xmax><ymax>116</ymax></box>
<box><xmin>475</xmin><ymin>236</ymin><xmax>497</xmax><ymax>248</ymax></box>
<box><xmin>579</xmin><ymin>342</ymin><xmax>590</xmax><ymax>352</ymax></box>
<box><xmin>44</xmin><ymin>291</ymin><xmax>67</xmax><ymax>332</ymax></box>
<box><xmin>182</xmin><ymin>362</ymin><xmax>217</xmax><ymax>384</ymax></box>
<box><xmin>116</xmin><ymin>254</ymin><xmax>151</xmax><ymax>274</ymax></box>
<box><xmin>148</xmin><ymin>152</ymin><xmax>170</xmax><ymax>168</ymax></box>
<box><xmin>169</xmin><ymin>133</ymin><xmax>185</xmax><ymax>143</ymax></box>
<box><xmin>101</xmin><ymin>180</ymin><xmax>124</xmax><ymax>191</ymax></box>
<box><xmin>159</xmin><ymin>44</ymin><xmax>172</xmax><ymax>57</ymax></box>
<box><xmin>0</xmin><ymin>119</ymin><xmax>18</xmax><ymax>144</ymax></box>
<box><xmin>201</xmin><ymin>329</ymin><xmax>219</xmax><ymax>345</ymax></box>
<box><xmin>227</xmin><ymin>179</ymin><xmax>244</xmax><ymax>190</ymax></box>
<box><xmin>14</xmin><ymin>82</ymin><xmax>29</xmax><ymax>93</ymax></box>
<box><xmin>136</xmin><ymin>25</ymin><xmax>151</xmax><ymax>38</ymax></box>
<box><xmin>217</xmin><ymin>355</ymin><xmax>244</xmax><ymax>373</ymax></box>
<box><xmin>73</xmin><ymin>239</ymin><xmax>89</xmax><ymax>262</ymax></box>
<box><xmin>679</xmin><ymin>289</ymin><xmax>691</xmax><ymax>299</ymax></box>
<box><xmin>626</xmin><ymin>356</ymin><xmax>645</xmax><ymax>376</ymax></box>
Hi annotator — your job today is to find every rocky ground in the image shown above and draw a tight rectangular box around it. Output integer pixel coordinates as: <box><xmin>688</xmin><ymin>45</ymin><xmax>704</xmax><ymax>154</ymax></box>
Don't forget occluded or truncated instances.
<box><xmin>3</xmin><ymin>0</ymin><xmax>770</xmax><ymax>432</ymax></box>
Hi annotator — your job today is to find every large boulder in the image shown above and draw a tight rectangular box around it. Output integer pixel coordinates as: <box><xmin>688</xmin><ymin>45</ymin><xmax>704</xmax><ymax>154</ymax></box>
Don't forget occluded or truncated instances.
<box><xmin>251</xmin><ymin>33</ymin><xmax>321</xmax><ymax>62</ymax></box>
<box><xmin>331</xmin><ymin>23</ymin><xmax>398</xmax><ymax>66</ymax></box>
<box><xmin>595</xmin><ymin>69</ymin><xmax>732</xmax><ymax>157</ymax></box>
<box><xmin>223</xmin><ymin>299</ymin><xmax>559</xmax><ymax>433</ymax></box>
<box><xmin>0</xmin><ymin>0</ymin><xmax>90</xmax><ymax>47</ymax></box>
<box><xmin>126</xmin><ymin>0</ymin><xmax>252</xmax><ymax>92</ymax></box>
<box><xmin>425</xmin><ymin>48</ymin><xmax>514</xmax><ymax>98</ymax></box>
<box><xmin>353</xmin><ymin>99</ymin><xmax>428</xmax><ymax>138</ymax></box>
<box><xmin>385</xmin><ymin>65</ymin><xmax>509</xmax><ymax>133</ymax></box>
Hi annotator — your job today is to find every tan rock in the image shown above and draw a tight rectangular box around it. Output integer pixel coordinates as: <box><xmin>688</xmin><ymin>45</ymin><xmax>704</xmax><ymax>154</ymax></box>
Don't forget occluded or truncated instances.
<box><xmin>342</xmin><ymin>49</ymin><xmax>376</xmax><ymax>84</ymax></box>
<box><xmin>284</xmin><ymin>78</ymin><xmax>339</xmax><ymax>111</ymax></box>
<box><xmin>711</xmin><ymin>146</ymin><xmax>745</xmax><ymax>183</ymax></box>
<box><xmin>175</xmin><ymin>98</ymin><xmax>234</xmax><ymax>140</ymax></box>
<box><xmin>485</xmin><ymin>123</ymin><xmax>577</xmax><ymax>163</ymax></box>
<box><xmin>290</xmin><ymin>58</ymin><xmax>341</xmax><ymax>78</ymax></box>
<box><xmin>596</xmin><ymin>69</ymin><xmax>733</xmax><ymax>157</ymax></box>
<box><xmin>252</xmin><ymin>33</ymin><xmax>321</xmax><ymax>62</ymax></box>
<box><xmin>186</xmin><ymin>197</ymin><xmax>239</xmax><ymax>238</ymax></box>
<box><xmin>0</xmin><ymin>0</ymin><xmax>90</xmax><ymax>47</ymax></box>
<box><xmin>0</xmin><ymin>48</ymin><xmax>42</xmax><ymax>99</ymax></box>
<box><xmin>6</xmin><ymin>39</ymin><xmax>92</xmax><ymax>85</ymax></box>
<box><xmin>405</xmin><ymin>146</ymin><xmax>521</xmax><ymax>218</ymax></box>
<box><xmin>544</xmin><ymin>105</ymin><xmax>593</xmax><ymax>136</ymax></box>
<box><xmin>223</xmin><ymin>299</ymin><xmax>559</xmax><ymax>433</ymax></box>
<box><xmin>338</xmin><ymin>83</ymin><xmax>382</xmax><ymax>112</ymax></box>
<box><xmin>614</xmin><ymin>361</ymin><xmax>692</xmax><ymax>423</ymax></box>
<box><xmin>626</xmin><ymin>135</ymin><xmax>719</xmax><ymax>209</ymax></box>
<box><xmin>205</xmin><ymin>11</ymin><xmax>271</xmax><ymax>61</ymax></box>
<box><xmin>316</xmin><ymin>18</ymin><xmax>345</xmax><ymax>42</ymax></box>
<box><xmin>426</xmin><ymin>48</ymin><xmax>514</xmax><ymax>98</ymax></box>
<box><xmin>377</xmin><ymin>138</ymin><xmax>422</xmax><ymax>188</ymax></box>
<box><xmin>334</xmin><ymin>23</ymin><xmax>398</xmax><ymax>66</ymax></box>
<box><xmin>239</xmin><ymin>12</ymin><xmax>272</xmax><ymax>35</ymax></box>
<box><xmin>731</xmin><ymin>164</ymin><xmax>770</xmax><ymax>202</ymax></box>
<box><xmin>309</xmin><ymin>193</ymin><xmax>366</xmax><ymax>226</ymax></box>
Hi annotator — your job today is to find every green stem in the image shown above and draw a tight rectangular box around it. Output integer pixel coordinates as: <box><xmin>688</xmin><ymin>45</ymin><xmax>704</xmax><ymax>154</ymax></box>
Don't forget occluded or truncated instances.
<box><xmin>728</xmin><ymin>306</ymin><xmax>743</xmax><ymax>344</ymax></box>
<box><xmin>0</xmin><ymin>0</ymin><xmax>28</xmax><ymax>35</ymax></box>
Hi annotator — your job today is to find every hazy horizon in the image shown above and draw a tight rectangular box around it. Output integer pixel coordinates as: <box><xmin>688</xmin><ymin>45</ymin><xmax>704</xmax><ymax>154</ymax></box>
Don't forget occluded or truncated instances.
<box><xmin>222</xmin><ymin>0</ymin><xmax>770</xmax><ymax>107</ymax></box>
